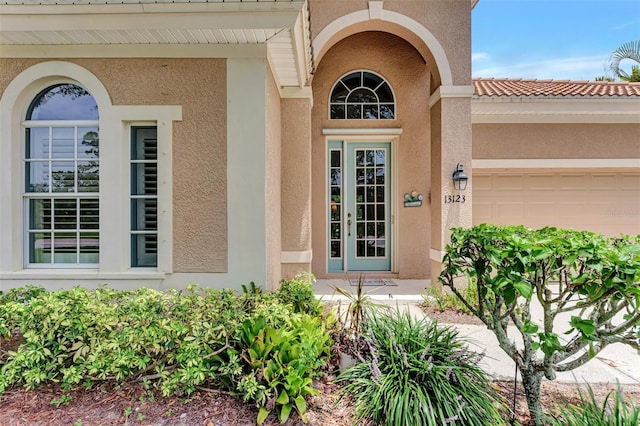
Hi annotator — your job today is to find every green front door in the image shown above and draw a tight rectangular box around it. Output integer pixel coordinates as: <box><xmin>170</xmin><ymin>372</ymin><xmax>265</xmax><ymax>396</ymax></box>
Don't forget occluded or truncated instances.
<box><xmin>328</xmin><ymin>141</ymin><xmax>391</xmax><ymax>272</ymax></box>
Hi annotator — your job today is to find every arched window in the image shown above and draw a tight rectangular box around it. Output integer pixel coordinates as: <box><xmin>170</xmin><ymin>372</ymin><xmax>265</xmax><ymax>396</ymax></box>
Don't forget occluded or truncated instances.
<box><xmin>329</xmin><ymin>71</ymin><xmax>395</xmax><ymax>120</ymax></box>
<box><xmin>24</xmin><ymin>84</ymin><xmax>100</xmax><ymax>266</ymax></box>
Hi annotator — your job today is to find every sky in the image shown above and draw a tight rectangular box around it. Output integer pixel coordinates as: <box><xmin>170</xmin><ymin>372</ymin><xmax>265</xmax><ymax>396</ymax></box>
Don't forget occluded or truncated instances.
<box><xmin>472</xmin><ymin>0</ymin><xmax>640</xmax><ymax>81</ymax></box>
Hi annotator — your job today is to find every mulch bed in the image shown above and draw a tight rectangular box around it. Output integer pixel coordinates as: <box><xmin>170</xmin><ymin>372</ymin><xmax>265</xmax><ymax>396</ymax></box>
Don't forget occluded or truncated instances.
<box><xmin>1</xmin><ymin>378</ymin><xmax>639</xmax><ymax>426</ymax></box>
<box><xmin>2</xmin><ymin>310</ymin><xmax>639</xmax><ymax>426</ymax></box>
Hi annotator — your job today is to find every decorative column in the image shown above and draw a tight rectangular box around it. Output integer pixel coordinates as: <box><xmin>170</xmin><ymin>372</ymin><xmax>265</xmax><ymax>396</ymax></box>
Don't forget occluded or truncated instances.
<box><xmin>280</xmin><ymin>88</ymin><xmax>314</xmax><ymax>280</ymax></box>
<box><xmin>429</xmin><ymin>85</ymin><xmax>474</xmax><ymax>285</ymax></box>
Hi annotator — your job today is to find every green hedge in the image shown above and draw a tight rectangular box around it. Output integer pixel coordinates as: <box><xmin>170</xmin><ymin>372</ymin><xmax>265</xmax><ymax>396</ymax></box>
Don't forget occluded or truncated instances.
<box><xmin>0</xmin><ymin>277</ymin><xmax>331</xmax><ymax>424</ymax></box>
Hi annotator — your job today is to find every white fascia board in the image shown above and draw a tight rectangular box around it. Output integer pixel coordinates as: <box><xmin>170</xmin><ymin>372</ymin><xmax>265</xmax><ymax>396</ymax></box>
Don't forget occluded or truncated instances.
<box><xmin>0</xmin><ymin>3</ymin><xmax>303</xmax><ymax>33</ymax></box>
<box><xmin>472</xmin><ymin>98</ymin><xmax>640</xmax><ymax>124</ymax></box>
<box><xmin>291</xmin><ymin>11</ymin><xmax>310</xmax><ymax>87</ymax></box>
<box><xmin>322</xmin><ymin>128</ymin><xmax>403</xmax><ymax>135</ymax></box>
<box><xmin>429</xmin><ymin>85</ymin><xmax>475</xmax><ymax>108</ymax></box>
<box><xmin>473</xmin><ymin>158</ymin><xmax>640</xmax><ymax>169</ymax></box>
<box><xmin>1</xmin><ymin>43</ymin><xmax>268</xmax><ymax>59</ymax></box>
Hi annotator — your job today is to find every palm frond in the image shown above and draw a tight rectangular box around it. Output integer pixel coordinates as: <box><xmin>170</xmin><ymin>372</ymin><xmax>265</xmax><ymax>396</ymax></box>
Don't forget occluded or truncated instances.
<box><xmin>609</xmin><ymin>40</ymin><xmax>640</xmax><ymax>81</ymax></box>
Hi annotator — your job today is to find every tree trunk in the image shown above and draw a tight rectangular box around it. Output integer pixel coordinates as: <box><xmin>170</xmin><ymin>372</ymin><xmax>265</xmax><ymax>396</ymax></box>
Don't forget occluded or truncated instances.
<box><xmin>520</xmin><ymin>367</ymin><xmax>545</xmax><ymax>426</ymax></box>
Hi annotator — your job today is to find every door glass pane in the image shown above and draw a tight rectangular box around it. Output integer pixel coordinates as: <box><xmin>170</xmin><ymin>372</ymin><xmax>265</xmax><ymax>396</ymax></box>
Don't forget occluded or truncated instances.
<box><xmin>330</xmin><ymin>150</ymin><xmax>341</xmax><ymax>168</ymax></box>
<box><xmin>354</xmin><ymin>148</ymin><xmax>387</xmax><ymax>259</ymax></box>
<box><xmin>328</xmin><ymin>148</ymin><xmax>342</xmax><ymax>259</ymax></box>
<box><xmin>331</xmin><ymin>241</ymin><xmax>341</xmax><ymax>258</ymax></box>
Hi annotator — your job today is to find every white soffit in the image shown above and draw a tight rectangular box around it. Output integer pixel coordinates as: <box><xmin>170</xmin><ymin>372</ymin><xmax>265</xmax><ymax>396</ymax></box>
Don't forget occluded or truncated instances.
<box><xmin>472</xmin><ymin>98</ymin><xmax>640</xmax><ymax>124</ymax></box>
<box><xmin>0</xmin><ymin>0</ymin><xmax>313</xmax><ymax>88</ymax></box>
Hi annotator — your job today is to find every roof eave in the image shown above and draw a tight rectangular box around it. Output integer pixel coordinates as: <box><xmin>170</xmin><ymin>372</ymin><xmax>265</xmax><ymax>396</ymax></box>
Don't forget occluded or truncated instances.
<box><xmin>0</xmin><ymin>0</ymin><xmax>313</xmax><ymax>88</ymax></box>
<box><xmin>472</xmin><ymin>97</ymin><xmax>640</xmax><ymax>124</ymax></box>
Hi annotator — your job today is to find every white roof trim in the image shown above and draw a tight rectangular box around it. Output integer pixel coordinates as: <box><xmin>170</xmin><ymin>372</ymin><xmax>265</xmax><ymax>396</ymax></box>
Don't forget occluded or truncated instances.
<box><xmin>322</xmin><ymin>128</ymin><xmax>403</xmax><ymax>135</ymax></box>
<box><xmin>473</xmin><ymin>159</ymin><xmax>640</xmax><ymax>169</ymax></box>
<box><xmin>472</xmin><ymin>99</ymin><xmax>640</xmax><ymax>124</ymax></box>
<box><xmin>312</xmin><ymin>5</ymin><xmax>453</xmax><ymax>86</ymax></box>
<box><xmin>0</xmin><ymin>1</ymin><xmax>312</xmax><ymax>88</ymax></box>
<box><xmin>429</xmin><ymin>85</ymin><xmax>475</xmax><ymax>107</ymax></box>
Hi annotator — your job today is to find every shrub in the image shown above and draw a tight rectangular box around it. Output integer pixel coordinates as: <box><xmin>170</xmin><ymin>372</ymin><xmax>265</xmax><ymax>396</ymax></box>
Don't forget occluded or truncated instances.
<box><xmin>421</xmin><ymin>280</ymin><xmax>478</xmax><ymax>314</ymax></box>
<box><xmin>440</xmin><ymin>225</ymin><xmax>640</xmax><ymax>426</ymax></box>
<box><xmin>277</xmin><ymin>273</ymin><xmax>322</xmax><ymax>316</ymax></box>
<box><xmin>337</xmin><ymin>309</ymin><xmax>507</xmax><ymax>426</ymax></box>
<box><xmin>0</xmin><ymin>281</ymin><xmax>332</xmax><ymax>425</ymax></box>
<box><xmin>549</xmin><ymin>382</ymin><xmax>640</xmax><ymax>426</ymax></box>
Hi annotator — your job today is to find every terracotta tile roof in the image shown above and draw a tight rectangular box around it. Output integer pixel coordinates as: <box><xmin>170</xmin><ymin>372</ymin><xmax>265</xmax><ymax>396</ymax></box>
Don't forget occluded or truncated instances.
<box><xmin>473</xmin><ymin>78</ymin><xmax>640</xmax><ymax>97</ymax></box>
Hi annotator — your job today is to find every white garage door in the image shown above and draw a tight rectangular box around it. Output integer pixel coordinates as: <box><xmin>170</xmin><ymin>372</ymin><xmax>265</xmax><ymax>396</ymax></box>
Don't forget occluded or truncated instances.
<box><xmin>473</xmin><ymin>170</ymin><xmax>640</xmax><ymax>236</ymax></box>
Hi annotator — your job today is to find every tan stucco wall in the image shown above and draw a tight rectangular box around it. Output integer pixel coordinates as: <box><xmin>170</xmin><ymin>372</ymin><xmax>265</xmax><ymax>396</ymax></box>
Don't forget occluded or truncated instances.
<box><xmin>310</xmin><ymin>31</ymin><xmax>431</xmax><ymax>278</ymax></box>
<box><xmin>473</xmin><ymin>123</ymin><xmax>640</xmax><ymax>159</ymax></box>
<box><xmin>266</xmin><ymin>65</ymin><xmax>282</xmax><ymax>289</ymax></box>
<box><xmin>309</xmin><ymin>0</ymin><xmax>471</xmax><ymax>86</ymax></box>
<box><xmin>0</xmin><ymin>58</ymin><xmax>228</xmax><ymax>273</ymax></box>
<box><xmin>280</xmin><ymin>96</ymin><xmax>313</xmax><ymax>279</ymax></box>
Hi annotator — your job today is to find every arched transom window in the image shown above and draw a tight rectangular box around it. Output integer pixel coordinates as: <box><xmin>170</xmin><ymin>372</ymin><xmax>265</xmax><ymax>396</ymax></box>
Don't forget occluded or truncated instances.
<box><xmin>329</xmin><ymin>71</ymin><xmax>395</xmax><ymax>120</ymax></box>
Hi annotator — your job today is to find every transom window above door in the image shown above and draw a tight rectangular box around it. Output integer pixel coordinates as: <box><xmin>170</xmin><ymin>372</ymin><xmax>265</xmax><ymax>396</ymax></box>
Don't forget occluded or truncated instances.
<box><xmin>329</xmin><ymin>71</ymin><xmax>395</xmax><ymax>120</ymax></box>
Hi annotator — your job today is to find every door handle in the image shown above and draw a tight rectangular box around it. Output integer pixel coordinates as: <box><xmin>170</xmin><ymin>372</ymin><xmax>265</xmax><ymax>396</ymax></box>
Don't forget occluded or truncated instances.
<box><xmin>347</xmin><ymin>212</ymin><xmax>352</xmax><ymax>237</ymax></box>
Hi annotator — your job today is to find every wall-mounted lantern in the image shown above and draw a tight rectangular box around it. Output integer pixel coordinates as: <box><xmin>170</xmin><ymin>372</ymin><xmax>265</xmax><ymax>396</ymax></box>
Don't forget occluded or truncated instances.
<box><xmin>452</xmin><ymin>163</ymin><xmax>468</xmax><ymax>191</ymax></box>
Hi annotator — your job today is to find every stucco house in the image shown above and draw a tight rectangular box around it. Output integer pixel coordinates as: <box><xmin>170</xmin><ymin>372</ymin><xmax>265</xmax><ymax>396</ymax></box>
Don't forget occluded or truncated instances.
<box><xmin>1</xmin><ymin>0</ymin><xmax>638</xmax><ymax>292</ymax></box>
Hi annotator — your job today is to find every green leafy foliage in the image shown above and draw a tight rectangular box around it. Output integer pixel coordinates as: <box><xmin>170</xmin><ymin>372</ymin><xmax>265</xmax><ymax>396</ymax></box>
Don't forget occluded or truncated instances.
<box><xmin>422</xmin><ymin>280</ymin><xmax>478</xmax><ymax>314</ymax></box>
<box><xmin>549</xmin><ymin>382</ymin><xmax>640</xmax><ymax>426</ymax></box>
<box><xmin>338</xmin><ymin>309</ymin><xmax>507</xmax><ymax>426</ymax></box>
<box><xmin>276</xmin><ymin>273</ymin><xmax>322</xmax><ymax>316</ymax></box>
<box><xmin>0</xmin><ymin>277</ymin><xmax>332</xmax><ymax>425</ymax></box>
<box><xmin>440</xmin><ymin>225</ymin><xmax>640</xmax><ymax>426</ymax></box>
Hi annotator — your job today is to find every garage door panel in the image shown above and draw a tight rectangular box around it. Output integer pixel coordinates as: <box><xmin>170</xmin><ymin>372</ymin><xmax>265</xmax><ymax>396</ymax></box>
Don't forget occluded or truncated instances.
<box><xmin>496</xmin><ymin>203</ymin><xmax>524</xmax><ymax>217</ymax></box>
<box><xmin>558</xmin><ymin>174</ymin><xmax>588</xmax><ymax>189</ymax></box>
<box><xmin>473</xmin><ymin>202</ymin><xmax>493</xmax><ymax>220</ymax></box>
<box><xmin>590</xmin><ymin>174</ymin><xmax>617</xmax><ymax>190</ymax></box>
<box><xmin>494</xmin><ymin>174</ymin><xmax>524</xmax><ymax>189</ymax></box>
<box><xmin>620</xmin><ymin>174</ymin><xmax>640</xmax><ymax>190</ymax></box>
<box><xmin>557</xmin><ymin>202</ymin><xmax>588</xmax><ymax>217</ymax></box>
<box><xmin>527</xmin><ymin>203</ymin><xmax>555</xmax><ymax>217</ymax></box>
<box><xmin>473</xmin><ymin>171</ymin><xmax>640</xmax><ymax>236</ymax></box>
<box><xmin>528</xmin><ymin>174</ymin><xmax>556</xmax><ymax>189</ymax></box>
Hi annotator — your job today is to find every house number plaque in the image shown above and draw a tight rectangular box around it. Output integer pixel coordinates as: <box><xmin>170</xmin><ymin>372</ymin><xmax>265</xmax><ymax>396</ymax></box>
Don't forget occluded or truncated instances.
<box><xmin>444</xmin><ymin>194</ymin><xmax>466</xmax><ymax>204</ymax></box>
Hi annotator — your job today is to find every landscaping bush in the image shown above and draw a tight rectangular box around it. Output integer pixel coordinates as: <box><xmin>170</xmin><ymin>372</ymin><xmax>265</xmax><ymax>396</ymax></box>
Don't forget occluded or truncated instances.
<box><xmin>276</xmin><ymin>272</ymin><xmax>322</xmax><ymax>316</ymax></box>
<box><xmin>440</xmin><ymin>224</ymin><xmax>640</xmax><ymax>426</ymax></box>
<box><xmin>549</xmin><ymin>382</ymin><xmax>640</xmax><ymax>426</ymax></box>
<box><xmin>0</xmin><ymin>278</ymin><xmax>332</xmax><ymax>425</ymax></box>
<box><xmin>337</xmin><ymin>309</ymin><xmax>507</xmax><ymax>426</ymax></box>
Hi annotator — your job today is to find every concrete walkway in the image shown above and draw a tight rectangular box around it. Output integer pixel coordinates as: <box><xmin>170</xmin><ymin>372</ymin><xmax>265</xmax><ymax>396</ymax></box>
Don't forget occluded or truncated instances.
<box><xmin>317</xmin><ymin>286</ymin><xmax>640</xmax><ymax>385</ymax></box>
